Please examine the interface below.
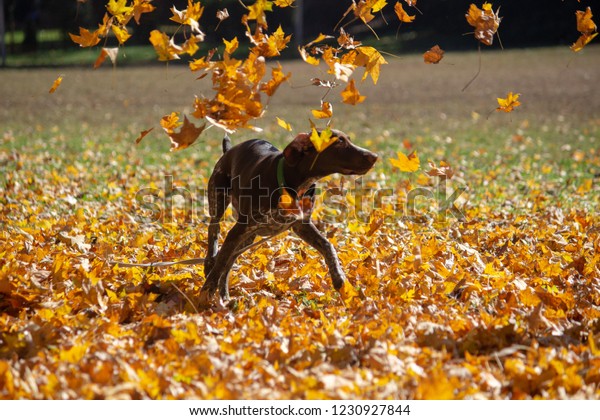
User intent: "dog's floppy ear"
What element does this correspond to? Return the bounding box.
[283,133,313,166]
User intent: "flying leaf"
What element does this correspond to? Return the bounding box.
[132,0,156,24]
[247,0,274,27]
[276,117,292,132]
[260,64,291,96]
[571,33,598,52]
[49,76,63,94]
[341,79,366,105]
[274,0,295,7]
[571,7,597,52]
[576,7,597,35]
[298,46,320,66]
[94,47,119,68]
[160,112,182,133]
[111,24,131,44]
[465,2,501,46]
[107,0,133,24]
[426,161,455,179]
[496,92,521,113]
[390,150,420,172]
[165,115,206,151]
[394,2,415,23]
[311,101,333,119]
[135,127,154,144]
[224,37,239,55]
[310,127,336,153]
[215,8,229,29]
[354,46,387,84]
[149,30,182,61]
[69,27,101,47]
[423,45,445,64]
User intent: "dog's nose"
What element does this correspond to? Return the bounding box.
[366,152,378,165]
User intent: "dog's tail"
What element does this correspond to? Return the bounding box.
[222,134,232,154]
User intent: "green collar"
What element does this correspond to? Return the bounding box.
[277,157,287,190]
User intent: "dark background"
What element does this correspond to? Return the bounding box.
[2,0,595,55]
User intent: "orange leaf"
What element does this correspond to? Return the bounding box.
[394,2,415,23]
[165,115,206,151]
[49,75,63,94]
[149,30,182,61]
[135,127,154,144]
[260,64,290,97]
[132,0,156,24]
[465,2,501,46]
[311,101,333,119]
[576,7,597,35]
[160,112,182,133]
[69,27,101,47]
[571,32,598,52]
[94,47,119,68]
[423,45,445,64]
[341,79,366,105]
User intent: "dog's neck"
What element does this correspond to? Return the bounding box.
[278,156,319,197]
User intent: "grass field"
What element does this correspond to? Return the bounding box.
[1,46,600,399]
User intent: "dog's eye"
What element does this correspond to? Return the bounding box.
[336,138,344,144]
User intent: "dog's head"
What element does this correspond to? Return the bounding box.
[283,129,378,176]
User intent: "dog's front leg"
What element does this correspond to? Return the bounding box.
[199,222,253,306]
[292,221,346,290]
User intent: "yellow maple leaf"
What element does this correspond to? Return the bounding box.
[111,24,131,44]
[309,127,336,152]
[224,37,239,55]
[107,0,133,24]
[390,150,420,172]
[354,46,387,84]
[340,79,366,105]
[496,92,521,113]
[276,117,292,131]
[247,0,273,27]
[69,27,101,47]
[149,30,182,61]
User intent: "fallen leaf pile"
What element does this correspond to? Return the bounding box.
[1,118,599,398]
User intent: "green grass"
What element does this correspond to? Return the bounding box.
[1,46,599,218]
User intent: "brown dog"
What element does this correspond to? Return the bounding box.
[200,129,378,305]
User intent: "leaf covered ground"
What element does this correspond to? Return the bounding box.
[1,47,600,399]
